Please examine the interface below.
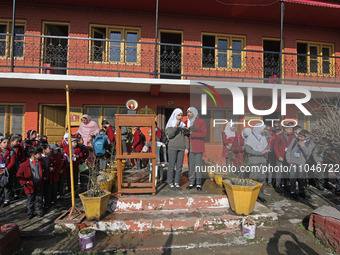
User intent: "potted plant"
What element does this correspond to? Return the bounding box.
[223,178,262,216]
[79,160,111,220]
[78,227,96,250]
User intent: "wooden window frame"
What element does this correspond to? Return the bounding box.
[84,105,127,126]
[297,41,335,77]
[0,103,25,137]
[89,25,141,65]
[296,112,322,131]
[201,33,246,71]
[0,20,26,60]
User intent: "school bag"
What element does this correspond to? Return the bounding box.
[93,134,107,156]
[0,168,9,188]
[160,129,169,145]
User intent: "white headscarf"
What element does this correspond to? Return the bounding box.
[241,128,252,140]
[187,107,198,127]
[63,133,69,145]
[245,123,268,152]
[166,108,185,128]
[224,122,236,139]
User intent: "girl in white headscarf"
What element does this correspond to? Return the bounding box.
[244,123,270,204]
[165,108,189,191]
[186,107,207,191]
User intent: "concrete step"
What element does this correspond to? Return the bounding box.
[108,195,230,212]
[55,202,277,234]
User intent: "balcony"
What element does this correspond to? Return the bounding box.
[0,34,339,87]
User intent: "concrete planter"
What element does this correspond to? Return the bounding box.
[223,178,262,216]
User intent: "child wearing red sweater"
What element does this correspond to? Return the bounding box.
[17,147,47,219]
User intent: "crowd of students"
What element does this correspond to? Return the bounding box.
[223,120,340,203]
[1,111,340,218]
[0,114,116,219]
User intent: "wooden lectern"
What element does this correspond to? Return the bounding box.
[115,114,157,196]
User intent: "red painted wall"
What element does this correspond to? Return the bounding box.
[0,3,339,79]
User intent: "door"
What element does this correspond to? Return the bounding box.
[43,23,69,75]
[42,105,66,145]
[263,40,281,81]
[160,32,182,79]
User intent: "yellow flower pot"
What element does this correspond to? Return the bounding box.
[208,167,215,181]
[113,160,127,170]
[99,174,114,193]
[223,178,262,216]
[214,174,224,186]
[79,190,111,220]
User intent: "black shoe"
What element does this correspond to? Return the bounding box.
[186,185,195,190]
[275,187,283,194]
[27,214,34,220]
[175,185,182,191]
[3,200,10,207]
[257,197,267,204]
[196,186,202,191]
[169,185,176,191]
[299,192,307,199]
[290,192,299,200]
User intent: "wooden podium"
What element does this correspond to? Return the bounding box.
[115,114,157,196]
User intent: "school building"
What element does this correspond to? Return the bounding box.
[0,0,339,156]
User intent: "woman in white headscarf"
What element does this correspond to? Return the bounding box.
[165,108,189,191]
[185,107,207,191]
[245,123,270,204]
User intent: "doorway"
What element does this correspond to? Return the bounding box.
[42,23,69,75]
[41,105,66,145]
[160,31,182,79]
[263,39,281,81]
[264,111,281,128]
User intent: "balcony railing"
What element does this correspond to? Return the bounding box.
[0,34,339,86]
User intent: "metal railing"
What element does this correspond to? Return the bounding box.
[0,33,339,86]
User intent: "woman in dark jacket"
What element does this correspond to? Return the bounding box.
[185,107,207,191]
[166,108,189,191]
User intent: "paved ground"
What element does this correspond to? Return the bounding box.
[1,168,339,254]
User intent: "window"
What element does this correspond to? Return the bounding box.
[0,20,25,58]
[297,41,334,75]
[90,25,140,64]
[0,104,25,137]
[296,112,321,131]
[84,105,127,126]
[202,34,246,70]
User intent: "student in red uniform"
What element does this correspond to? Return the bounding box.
[49,145,62,205]
[17,147,47,219]
[185,107,207,191]
[64,139,82,193]
[273,123,295,193]
[41,144,54,209]
[0,137,16,206]
[21,130,40,159]
[132,127,143,170]
[267,127,283,187]
[58,147,68,200]
[77,137,90,192]
[10,135,25,164]
[230,131,245,167]
[10,135,25,199]
[102,120,115,144]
